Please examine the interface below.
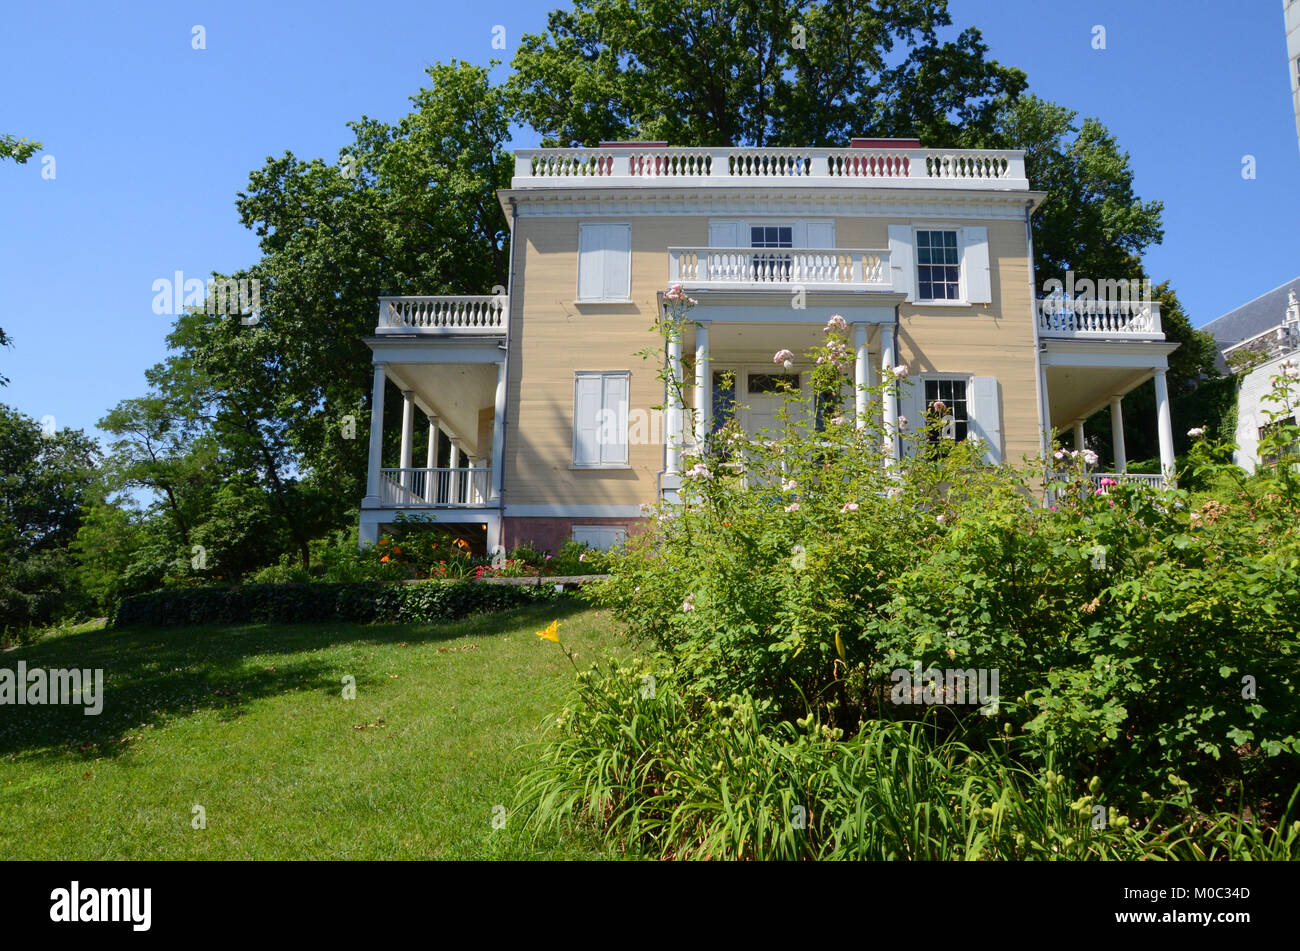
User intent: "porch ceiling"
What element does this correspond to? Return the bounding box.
[1045,365,1153,429]
[383,363,497,455]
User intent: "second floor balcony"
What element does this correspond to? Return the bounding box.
[668,246,891,291]
[1037,298,1164,340]
[377,295,507,335]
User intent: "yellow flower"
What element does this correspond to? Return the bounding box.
[536,620,560,643]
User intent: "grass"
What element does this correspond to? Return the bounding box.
[0,599,623,859]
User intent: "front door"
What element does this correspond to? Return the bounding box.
[743,370,803,441]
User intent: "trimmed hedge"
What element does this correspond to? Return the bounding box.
[112,580,565,627]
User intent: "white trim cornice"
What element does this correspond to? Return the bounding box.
[498,187,1046,221]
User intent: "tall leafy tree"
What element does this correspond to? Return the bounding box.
[231,60,515,513]
[0,405,97,629]
[98,393,219,549]
[510,0,1025,147]
[986,94,1164,287]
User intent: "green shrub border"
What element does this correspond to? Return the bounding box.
[111,580,566,627]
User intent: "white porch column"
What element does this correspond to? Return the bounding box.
[879,324,898,463]
[666,334,684,474]
[491,359,506,502]
[426,416,439,470]
[364,365,387,503]
[1073,420,1085,452]
[854,322,869,428]
[449,440,461,503]
[1153,368,1176,482]
[693,322,711,449]
[399,391,415,489]
[1110,397,1127,473]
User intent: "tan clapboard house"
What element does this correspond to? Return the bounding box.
[359,139,1180,553]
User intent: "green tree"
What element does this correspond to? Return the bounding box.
[510,0,1025,147]
[227,60,514,521]
[98,393,220,549]
[988,94,1164,288]
[0,405,97,629]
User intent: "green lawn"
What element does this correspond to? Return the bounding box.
[0,601,623,859]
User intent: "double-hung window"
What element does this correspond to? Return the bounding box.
[916,229,960,301]
[923,376,969,448]
[573,371,630,467]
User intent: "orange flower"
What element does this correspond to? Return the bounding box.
[453,537,470,551]
[380,555,389,563]
[392,546,402,555]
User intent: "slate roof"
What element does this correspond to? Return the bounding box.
[1200,276,1300,353]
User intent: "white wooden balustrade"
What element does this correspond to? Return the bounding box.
[514,147,1027,188]
[1051,471,1166,489]
[669,247,891,288]
[377,295,507,334]
[380,468,494,506]
[1037,299,1163,339]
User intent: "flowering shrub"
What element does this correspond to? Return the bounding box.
[585,328,1300,814]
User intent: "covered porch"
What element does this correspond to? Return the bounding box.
[1039,336,1182,486]
[658,291,906,499]
[360,302,508,550]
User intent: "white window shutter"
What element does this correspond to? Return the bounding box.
[887,225,914,302]
[577,225,605,301]
[603,224,631,300]
[969,376,1002,464]
[961,226,991,304]
[600,373,629,464]
[897,376,925,457]
[805,220,834,249]
[574,375,602,465]
[709,220,740,248]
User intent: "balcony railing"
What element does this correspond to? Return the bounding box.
[379,468,494,506]
[513,147,1027,189]
[1037,298,1163,339]
[1050,471,1167,489]
[377,295,507,335]
[669,247,891,289]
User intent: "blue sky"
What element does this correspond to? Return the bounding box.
[2,0,1296,439]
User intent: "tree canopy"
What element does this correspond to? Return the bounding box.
[509,0,1026,147]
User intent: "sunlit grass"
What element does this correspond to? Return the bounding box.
[0,600,624,859]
